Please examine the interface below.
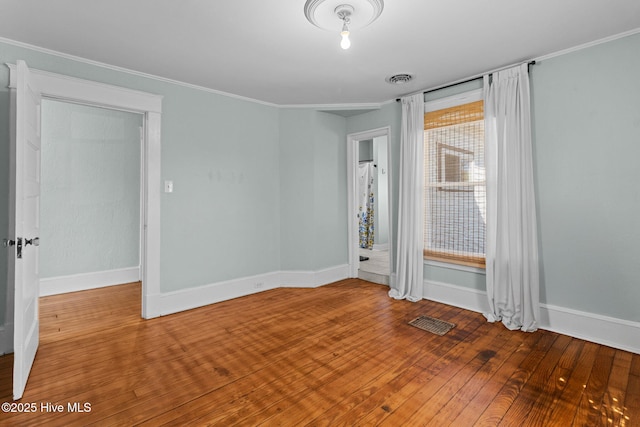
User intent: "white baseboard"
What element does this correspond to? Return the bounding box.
[0,322,14,355]
[154,271,282,317]
[280,264,349,288]
[540,304,640,355]
[151,265,349,318]
[423,279,640,355]
[40,267,141,297]
[423,279,491,314]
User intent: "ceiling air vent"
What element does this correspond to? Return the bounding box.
[386,74,413,84]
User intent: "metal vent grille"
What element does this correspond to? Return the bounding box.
[386,74,413,84]
[408,315,455,336]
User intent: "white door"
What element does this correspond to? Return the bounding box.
[9,60,42,400]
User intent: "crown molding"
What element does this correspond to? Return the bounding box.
[534,26,640,62]
[3,26,639,109]
[397,26,640,102]
[0,36,279,108]
[0,36,388,111]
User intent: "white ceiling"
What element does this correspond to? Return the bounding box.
[1,0,639,106]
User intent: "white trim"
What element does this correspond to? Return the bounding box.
[282,103,382,111]
[155,272,281,317]
[3,89,17,357]
[141,111,161,319]
[401,28,640,101]
[0,37,385,110]
[347,131,359,278]
[424,259,486,275]
[541,303,640,355]
[3,28,640,108]
[39,267,140,297]
[0,37,277,108]
[280,264,350,288]
[7,63,162,321]
[7,64,162,113]
[534,27,640,63]
[424,89,482,112]
[0,37,383,111]
[0,323,14,355]
[423,279,490,314]
[422,279,640,355]
[152,265,349,317]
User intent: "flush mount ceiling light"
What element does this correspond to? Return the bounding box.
[304,0,384,50]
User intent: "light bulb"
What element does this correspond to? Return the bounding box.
[340,30,351,49]
[340,21,351,50]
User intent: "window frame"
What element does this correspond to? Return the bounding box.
[423,89,486,269]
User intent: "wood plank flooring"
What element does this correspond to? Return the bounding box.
[0,279,637,426]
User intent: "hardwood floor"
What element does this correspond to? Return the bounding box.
[0,279,637,426]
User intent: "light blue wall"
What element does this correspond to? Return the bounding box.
[279,109,315,270]
[531,33,640,321]
[158,84,281,292]
[313,112,349,268]
[40,99,142,278]
[279,109,348,270]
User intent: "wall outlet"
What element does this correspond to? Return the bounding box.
[255,282,264,289]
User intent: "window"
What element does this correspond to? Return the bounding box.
[423,92,486,268]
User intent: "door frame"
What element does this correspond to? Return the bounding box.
[7,64,162,320]
[346,126,392,279]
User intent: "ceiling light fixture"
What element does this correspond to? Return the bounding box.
[337,5,352,50]
[304,0,384,50]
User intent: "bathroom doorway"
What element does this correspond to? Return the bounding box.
[347,127,392,285]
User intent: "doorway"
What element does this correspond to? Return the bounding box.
[5,63,161,323]
[5,61,162,399]
[39,99,143,295]
[347,127,392,285]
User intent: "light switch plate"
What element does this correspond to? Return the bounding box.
[164,180,173,193]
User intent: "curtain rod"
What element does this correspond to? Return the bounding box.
[395,60,537,102]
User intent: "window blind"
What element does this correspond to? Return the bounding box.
[424,100,486,268]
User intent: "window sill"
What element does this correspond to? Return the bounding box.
[423,259,486,275]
